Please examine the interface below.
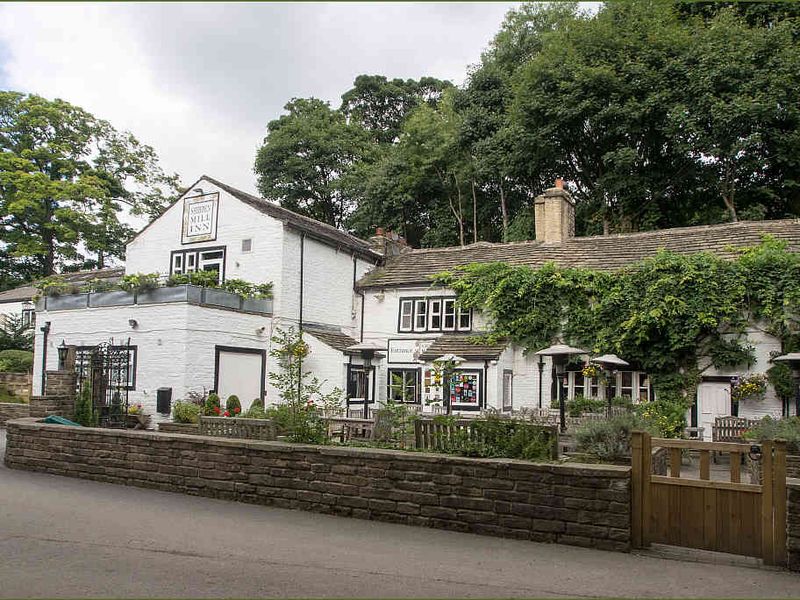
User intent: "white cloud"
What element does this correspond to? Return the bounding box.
[0,2,519,195]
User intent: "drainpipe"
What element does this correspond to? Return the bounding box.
[39,321,51,396]
[483,360,489,410]
[537,356,544,409]
[297,233,305,403]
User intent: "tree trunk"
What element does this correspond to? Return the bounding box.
[499,181,508,242]
[723,164,738,222]
[97,250,105,269]
[471,180,478,244]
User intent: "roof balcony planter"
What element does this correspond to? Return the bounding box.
[202,287,243,310]
[45,293,89,311]
[241,297,272,314]
[88,290,136,308]
[137,284,203,305]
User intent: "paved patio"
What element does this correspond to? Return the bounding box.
[1,428,799,598]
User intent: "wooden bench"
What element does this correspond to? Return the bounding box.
[711,416,756,463]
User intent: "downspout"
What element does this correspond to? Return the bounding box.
[297,233,305,403]
[39,321,51,396]
[483,359,489,410]
[353,256,365,343]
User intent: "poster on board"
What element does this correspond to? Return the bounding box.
[182,192,219,244]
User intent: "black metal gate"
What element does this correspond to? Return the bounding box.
[77,340,132,428]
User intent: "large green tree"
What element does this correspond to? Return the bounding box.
[0,92,180,280]
[254,98,374,228]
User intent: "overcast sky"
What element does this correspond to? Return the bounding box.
[0,2,521,195]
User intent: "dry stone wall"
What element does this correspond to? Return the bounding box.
[4,418,631,552]
[0,372,31,400]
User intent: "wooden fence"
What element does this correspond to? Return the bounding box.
[198,416,277,441]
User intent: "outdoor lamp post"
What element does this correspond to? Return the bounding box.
[534,343,588,432]
[57,340,69,371]
[773,352,800,417]
[346,342,387,419]
[592,354,629,417]
[432,354,465,415]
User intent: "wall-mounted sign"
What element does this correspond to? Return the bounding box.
[388,338,433,364]
[182,193,219,244]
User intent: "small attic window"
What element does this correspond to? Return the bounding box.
[241,238,253,253]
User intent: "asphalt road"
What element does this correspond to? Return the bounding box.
[2,428,800,598]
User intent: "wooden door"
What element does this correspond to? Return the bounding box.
[698,382,731,440]
[632,432,787,565]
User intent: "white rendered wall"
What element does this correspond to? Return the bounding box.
[0,300,30,325]
[32,303,271,423]
[125,180,285,291]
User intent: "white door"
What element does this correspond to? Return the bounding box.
[216,349,264,413]
[697,382,731,441]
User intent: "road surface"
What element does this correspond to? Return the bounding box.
[1,429,799,598]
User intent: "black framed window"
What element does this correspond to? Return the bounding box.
[347,366,368,398]
[388,369,419,403]
[21,308,35,329]
[397,297,471,333]
[170,246,226,283]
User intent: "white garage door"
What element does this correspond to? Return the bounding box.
[697,382,731,441]
[216,349,264,412]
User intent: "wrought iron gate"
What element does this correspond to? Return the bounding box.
[77,340,132,428]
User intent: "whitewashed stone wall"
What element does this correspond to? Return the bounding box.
[0,299,32,326]
[32,303,271,423]
[125,180,285,290]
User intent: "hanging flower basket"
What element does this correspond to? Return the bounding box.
[581,362,600,379]
[731,373,768,403]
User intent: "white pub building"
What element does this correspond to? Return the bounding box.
[26,175,800,434]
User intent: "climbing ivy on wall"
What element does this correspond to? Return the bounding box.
[434,238,800,424]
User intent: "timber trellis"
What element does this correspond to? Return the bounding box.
[631,431,787,565]
[413,419,559,459]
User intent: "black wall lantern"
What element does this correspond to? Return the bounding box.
[57,339,69,371]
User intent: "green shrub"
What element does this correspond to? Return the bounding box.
[226,394,242,416]
[35,275,80,297]
[167,270,220,288]
[203,393,221,416]
[436,414,556,461]
[172,401,200,424]
[566,395,606,417]
[743,416,800,453]
[265,403,293,434]
[575,413,658,463]
[0,349,34,372]
[243,404,267,419]
[118,273,160,293]
[633,398,687,437]
[73,385,97,427]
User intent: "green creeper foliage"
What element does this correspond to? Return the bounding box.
[437,239,800,432]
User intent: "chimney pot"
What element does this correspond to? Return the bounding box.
[555,178,563,189]
[375,227,385,236]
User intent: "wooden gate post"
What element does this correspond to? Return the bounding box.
[631,431,644,548]
[774,439,788,566]
[762,440,775,565]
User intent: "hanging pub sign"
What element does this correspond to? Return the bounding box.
[182,192,219,244]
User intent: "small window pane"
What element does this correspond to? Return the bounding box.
[443,299,456,330]
[414,300,427,331]
[429,299,442,330]
[399,300,413,331]
[457,308,471,331]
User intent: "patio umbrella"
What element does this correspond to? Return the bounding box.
[592,354,630,416]
[534,343,589,432]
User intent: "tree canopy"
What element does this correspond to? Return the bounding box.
[254,1,800,246]
[0,92,180,287]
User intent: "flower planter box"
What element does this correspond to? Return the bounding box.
[45,294,89,311]
[137,285,203,305]
[241,297,273,314]
[89,290,135,308]
[202,288,242,310]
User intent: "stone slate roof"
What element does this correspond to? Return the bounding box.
[200,176,381,262]
[417,334,509,361]
[356,219,800,289]
[304,325,359,354]
[0,267,125,304]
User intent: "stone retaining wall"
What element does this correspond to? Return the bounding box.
[787,455,800,479]
[0,372,31,400]
[157,422,199,435]
[44,371,76,398]
[0,402,30,425]
[29,395,73,419]
[788,479,800,571]
[4,418,631,552]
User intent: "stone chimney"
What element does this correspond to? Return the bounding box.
[368,228,411,257]
[534,179,575,244]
